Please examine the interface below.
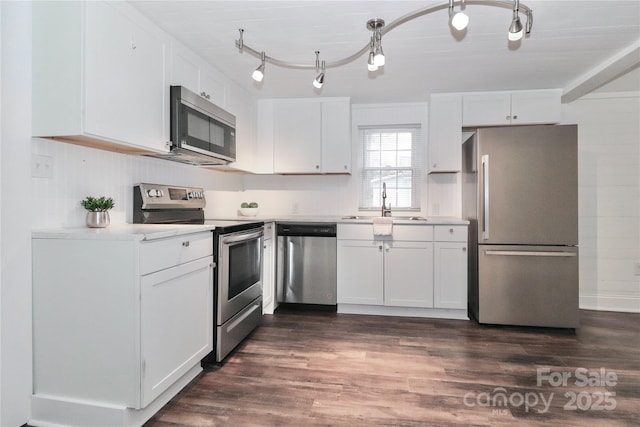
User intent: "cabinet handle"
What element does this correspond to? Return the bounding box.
[378,245,383,251]
[463,247,467,252]
[130,41,137,50]
[512,115,518,120]
[182,241,190,247]
[315,165,320,169]
[433,163,437,168]
[344,165,348,170]
[449,228,454,233]
[506,115,511,120]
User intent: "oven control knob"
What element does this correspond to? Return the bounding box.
[187,192,194,199]
[198,192,204,199]
[158,189,164,197]
[147,189,158,197]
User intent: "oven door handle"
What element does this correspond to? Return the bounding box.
[222,229,264,245]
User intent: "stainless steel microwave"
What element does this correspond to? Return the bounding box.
[154,86,236,166]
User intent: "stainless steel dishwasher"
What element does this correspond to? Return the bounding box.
[276,223,337,306]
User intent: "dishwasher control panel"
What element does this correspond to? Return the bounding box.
[277,223,336,237]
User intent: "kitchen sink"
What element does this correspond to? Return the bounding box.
[341,216,428,221]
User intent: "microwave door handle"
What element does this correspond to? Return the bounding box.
[222,229,264,244]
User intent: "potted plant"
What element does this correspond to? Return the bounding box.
[239,201,259,217]
[81,196,115,228]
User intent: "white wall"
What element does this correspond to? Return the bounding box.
[565,92,640,312]
[1,2,33,425]
[31,138,244,228]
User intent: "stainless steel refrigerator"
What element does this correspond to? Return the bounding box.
[462,124,579,328]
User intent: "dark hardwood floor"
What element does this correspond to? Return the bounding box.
[145,309,640,426]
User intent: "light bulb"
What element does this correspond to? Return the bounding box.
[252,67,264,82]
[374,46,385,67]
[451,12,469,31]
[367,51,378,71]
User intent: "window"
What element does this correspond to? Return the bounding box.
[359,125,422,211]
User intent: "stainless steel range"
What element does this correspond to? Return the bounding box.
[133,183,264,362]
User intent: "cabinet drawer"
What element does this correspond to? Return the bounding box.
[434,226,467,242]
[140,232,213,275]
[338,223,433,241]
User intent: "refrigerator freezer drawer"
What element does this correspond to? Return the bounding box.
[477,245,578,328]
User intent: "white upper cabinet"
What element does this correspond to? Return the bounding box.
[169,43,226,109]
[274,100,323,173]
[264,97,351,174]
[462,89,562,127]
[428,94,463,173]
[32,1,168,154]
[322,99,352,173]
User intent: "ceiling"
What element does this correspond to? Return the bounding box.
[129,0,640,103]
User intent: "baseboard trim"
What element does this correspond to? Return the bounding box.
[337,304,469,320]
[29,364,202,427]
[580,295,640,313]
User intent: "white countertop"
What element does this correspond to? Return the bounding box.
[211,215,469,225]
[32,224,216,241]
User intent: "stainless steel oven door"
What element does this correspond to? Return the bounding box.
[217,227,263,325]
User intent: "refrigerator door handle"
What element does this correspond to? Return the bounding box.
[481,154,489,240]
[484,250,577,257]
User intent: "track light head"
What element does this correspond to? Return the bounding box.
[508,16,523,41]
[367,51,378,71]
[313,59,325,88]
[252,52,266,82]
[449,0,469,31]
[508,0,523,41]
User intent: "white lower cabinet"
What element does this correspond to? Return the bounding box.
[384,241,434,307]
[337,240,384,305]
[337,223,467,319]
[262,222,276,314]
[32,230,214,426]
[433,226,468,310]
[140,256,213,407]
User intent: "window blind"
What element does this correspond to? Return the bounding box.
[358,125,422,211]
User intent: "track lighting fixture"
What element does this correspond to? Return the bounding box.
[449,0,469,31]
[313,54,325,89]
[367,38,378,72]
[367,18,386,68]
[235,0,533,88]
[252,51,266,82]
[508,0,524,41]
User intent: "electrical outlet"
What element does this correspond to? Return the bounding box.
[634,261,640,276]
[32,154,54,178]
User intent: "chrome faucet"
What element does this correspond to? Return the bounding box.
[381,182,392,217]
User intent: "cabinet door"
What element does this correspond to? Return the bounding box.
[254,99,275,173]
[384,241,434,308]
[199,68,226,108]
[262,237,275,314]
[140,256,213,408]
[337,240,384,305]
[428,94,463,173]
[226,83,255,172]
[462,92,511,127]
[510,90,561,125]
[433,242,467,309]
[322,99,351,173]
[170,46,200,94]
[84,1,166,152]
[273,101,322,173]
